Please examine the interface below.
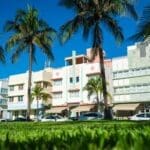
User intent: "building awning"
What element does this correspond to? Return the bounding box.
[113,103,140,111]
[71,104,95,112]
[46,106,68,113]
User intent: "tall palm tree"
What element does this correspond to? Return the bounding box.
[4,6,56,120]
[130,4,150,41]
[32,85,52,121]
[83,77,111,112]
[0,46,5,64]
[59,0,137,119]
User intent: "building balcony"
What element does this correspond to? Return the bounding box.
[113,68,150,79]
[68,83,80,90]
[114,92,150,103]
[7,100,46,110]
[114,86,150,95]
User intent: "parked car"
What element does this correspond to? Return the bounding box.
[0,118,7,122]
[41,115,69,122]
[13,116,33,122]
[69,116,78,121]
[79,112,103,121]
[129,113,150,121]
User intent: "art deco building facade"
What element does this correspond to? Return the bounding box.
[49,49,113,116]
[7,69,52,119]
[112,39,150,116]
[7,48,113,119]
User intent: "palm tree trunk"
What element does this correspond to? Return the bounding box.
[98,47,112,119]
[37,99,39,121]
[26,44,33,121]
[96,94,100,112]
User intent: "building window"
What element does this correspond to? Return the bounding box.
[53,79,62,86]
[53,92,62,99]
[18,96,23,102]
[76,76,79,82]
[0,99,7,105]
[69,91,79,98]
[9,97,14,102]
[0,88,8,94]
[140,48,146,57]
[18,84,23,90]
[9,85,14,91]
[70,77,73,83]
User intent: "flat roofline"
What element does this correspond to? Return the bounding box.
[112,56,127,60]
[65,55,88,61]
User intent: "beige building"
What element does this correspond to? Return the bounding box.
[8,69,52,119]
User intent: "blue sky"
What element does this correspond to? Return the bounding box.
[0,0,149,78]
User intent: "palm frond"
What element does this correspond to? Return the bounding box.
[4,21,19,32]
[11,42,27,63]
[5,33,24,51]
[0,46,5,63]
[102,14,124,44]
[129,4,150,41]
[122,1,138,20]
[59,0,75,8]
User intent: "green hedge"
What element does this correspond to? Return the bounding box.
[0,121,150,150]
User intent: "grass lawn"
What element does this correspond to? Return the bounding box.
[0,120,150,150]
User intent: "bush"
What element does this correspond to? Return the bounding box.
[0,121,150,150]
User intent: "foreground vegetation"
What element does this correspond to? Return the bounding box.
[0,121,150,150]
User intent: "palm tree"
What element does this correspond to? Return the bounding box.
[83,77,111,112]
[32,85,52,121]
[0,46,5,64]
[59,0,137,119]
[130,4,150,41]
[4,6,56,120]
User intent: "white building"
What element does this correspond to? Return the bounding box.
[7,49,113,118]
[48,49,113,116]
[8,69,52,119]
[112,40,150,117]
[0,79,8,119]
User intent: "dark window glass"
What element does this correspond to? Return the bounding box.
[70,77,73,83]
[76,76,79,82]
[137,114,144,117]
[146,113,150,118]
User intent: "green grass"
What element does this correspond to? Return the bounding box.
[0,121,150,150]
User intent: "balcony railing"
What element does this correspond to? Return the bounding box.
[114,85,150,95]
[113,68,150,79]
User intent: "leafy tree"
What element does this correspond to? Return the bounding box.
[83,77,111,112]
[4,6,56,120]
[32,84,52,121]
[130,4,150,41]
[59,0,137,119]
